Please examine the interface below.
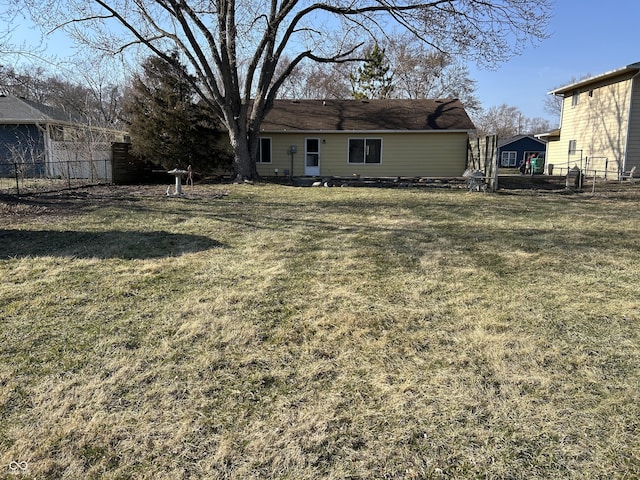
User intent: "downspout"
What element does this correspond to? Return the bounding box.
[622,69,640,175]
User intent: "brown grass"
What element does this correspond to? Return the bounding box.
[1,183,639,479]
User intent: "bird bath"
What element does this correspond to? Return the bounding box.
[167,168,189,195]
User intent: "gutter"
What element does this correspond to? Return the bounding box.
[259,129,473,134]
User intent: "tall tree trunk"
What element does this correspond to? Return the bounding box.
[228,126,256,182]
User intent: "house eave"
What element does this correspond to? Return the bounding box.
[548,62,640,96]
[259,129,473,134]
[0,119,128,135]
[0,119,77,127]
[535,129,560,140]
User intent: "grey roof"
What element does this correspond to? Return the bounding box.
[0,95,81,124]
[261,98,475,132]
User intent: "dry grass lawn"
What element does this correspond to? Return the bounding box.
[1,183,639,479]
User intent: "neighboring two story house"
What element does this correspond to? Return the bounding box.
[542,62,640,178]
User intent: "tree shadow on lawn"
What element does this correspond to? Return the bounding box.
[0,229,225,259]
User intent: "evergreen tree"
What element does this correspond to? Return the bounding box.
[350,44,394,100]
[122,53,231,172]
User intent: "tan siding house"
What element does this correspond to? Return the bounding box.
[256,99,474,178]
[544,62,640,178]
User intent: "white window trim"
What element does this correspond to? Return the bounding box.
[501,151,517,167]
[305,137,320,166]
[348,137,383,165]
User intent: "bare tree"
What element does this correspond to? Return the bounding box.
[473,104,521,138]
[18,0,551,180]
[277,60,352,100]
[385,34,481,113]
[279,34,481,113]
[526,116,554,136]
[473,103,553,138]
[0,64,124,128]
[543,91,563,123]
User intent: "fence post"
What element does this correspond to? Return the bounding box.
[14,161,20,197]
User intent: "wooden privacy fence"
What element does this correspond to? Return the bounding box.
[467,135,498,191]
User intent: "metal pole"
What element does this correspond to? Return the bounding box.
[579,151,583,190]
[14,162,19,197]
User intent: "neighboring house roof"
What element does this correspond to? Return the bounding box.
[548,62,640,95]
[535,129,561,141]
[497,134,547,149]
[0,95,81,124]
[261,98,475,132]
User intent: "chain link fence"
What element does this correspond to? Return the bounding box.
[0,157,112,196]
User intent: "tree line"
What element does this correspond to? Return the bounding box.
[5,0,558,178]
[11,0,553,180]
[1,51,556,177]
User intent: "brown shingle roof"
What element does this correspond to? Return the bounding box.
[261,98,475,132]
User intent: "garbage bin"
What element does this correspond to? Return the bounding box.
[531,157,545,174]
[566,166,582,188]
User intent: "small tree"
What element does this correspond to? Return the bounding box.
[350,44,393,100]
[122,53,230,172]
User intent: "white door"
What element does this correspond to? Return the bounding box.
[304,138,320,176]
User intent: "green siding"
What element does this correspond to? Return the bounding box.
[256,132,468,177]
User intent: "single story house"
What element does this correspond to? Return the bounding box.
[0,95,128,181]
[539,62,640,178]
[497,135,547,169]
[256,98,475,178]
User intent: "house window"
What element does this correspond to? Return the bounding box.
[571,91,580,107]
[568,140,577,153]
[348,138,382,164]
[258,137,271,163]
[501,151,517,167]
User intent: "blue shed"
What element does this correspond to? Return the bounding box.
[497,135,547,168]
[0,123,46,176]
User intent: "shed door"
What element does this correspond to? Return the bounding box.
[304,138,320,176]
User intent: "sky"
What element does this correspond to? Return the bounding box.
[470,0,640,124]
[3,0,640,126]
